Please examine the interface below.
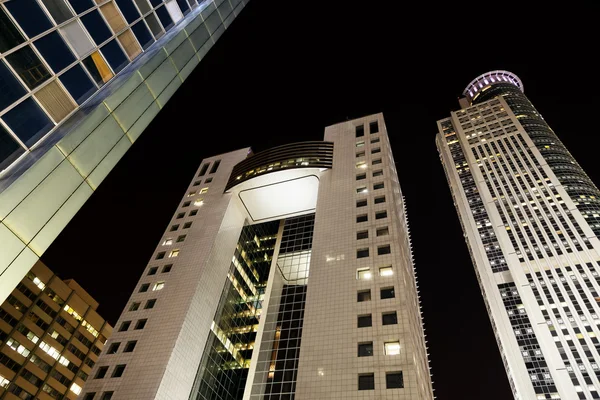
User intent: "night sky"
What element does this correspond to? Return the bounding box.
[41,2,600,399]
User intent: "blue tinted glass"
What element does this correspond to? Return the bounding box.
[4,0,52,38]
[0,123,25,171]
[101,40,128,74]
[0,9,26,53]
[115,0,140,23]
[149,0,162,7]
[131,21,154,50]
[60,64,96,104]
[3,98,53,146]
[155,6,173,31]
[33,32,75,73]
[67,0,94,14]
[176,0,190,14]
[80,10,112,45]
[5,45,51,89]
[0,61,26,109]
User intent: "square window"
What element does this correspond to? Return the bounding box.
[356,151,365,158]
[94,366,108,379]
[379,266,393,276]
[155,252,165,260]
[112,364,126,378]
[194,198,204,206]
[358,373,375,390]
[358,342,373,357]
[373,158,382,165]
[376,227,389,237]
[378,245,392,255]
[144,299,156,309]
[356,199,367,207]
[193,180,201,186]
[386,372,403,389]
[134,319,147,329]
[168,250,179,258]
[373,182,384,190]
[176,213,184,219]
[148,267,158,276]
[371,137,380,144]
[183,222,192,229]
[139,284,149,293]
[382,311,398,325]
[384,342,401,356]
[129,302,140,311]
[83,393,96,400]
[182,201,191,207]
[356,141,365,147]
[198,163,209,176]
[152,282,165,291]
[357,315,372,328]
[357,269,372,280]
[176,235,186,243]
[371,148,381,154]
[106,342,120,354]
[373,170,383,177]
[356,186,368,194]
[356,125,364,137]
[118,321,131,332]
[356,173,366,181]
[357,248,369,258]
[356,161,367,169]
[100,391,114,400]
[357,290,371,302]
[123,341,137,353]
[189,210,198,216]
[369,121,379,134]
[162,239,172,246]
[162,265,172,273]
[374,196,386,204]
[357,214,368,223]
[205,177,213,183]
[199,187,209,194]
[357,230,368,240]
[170,225,179,231]
[381,287,395,299]
[375,211,387,219]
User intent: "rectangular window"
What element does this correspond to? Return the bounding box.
[356,125,364,137]
[148,267,158,275]
[176,212,184,219]
[209,160,220,174]
[94,366,108,379]
[205,177,213,183]
[134,319,147,330]
[373,182,384,190]
[162,238,172,246]
[357,230,368,240]
[357,269,372,280]
[162,265,172,273]
[378,245,391,255]
[371,137,380,144]
[374,195,386,204]
[106,342,120,354]
[371,148,381,154]
[144,299,156,309]
[369,121,379,134]
[112,364,126,378]
[358,373,375,390]
[357,248,369,258]
[124,341,137,353]
[193,180,200,186]
[152,282,165,291]
[376,227,389,237]
[198,163,209,176]
[129,302,140,311]
[183,222,192,229]
[356,214,368,223]
[357,315,372,328]
[357,290,371,302]
[386,372,403,389]
[189,209,198,216]
[373,170,383,177]
[381,287,395,299]
[155,252,165,260]
[379,266,393,276]
[356,161,367,169]
[182,201,190,207]
[101,392,114,400]
[372,158,382,165]
[356,151,365,158]
[384,342,401,356]
[194,199,204,206]
[356,173,366,180]
[375,211,387,219]
[187,191,195,197]
[356,141,365,147]
[168,250,179,258]
[170,225,179,231]
[356,199,367,207]
[356,186,367,194]
[358,342,373,357]
[139,284,149,293]
[176,235,186,243]
[118,321,130,332]
[83,393,96,400]
[382,311,398,325]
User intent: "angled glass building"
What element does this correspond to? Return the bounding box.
[80,114,434,399]
[437,71,600,399]
[0,0,249,305]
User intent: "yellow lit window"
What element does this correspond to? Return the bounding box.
[379,266,393,277]
[356,161,367,169]
[357,269,372,280]
[162,238,173,246]
[70,383,82,395]
[169,250,179,258]
[194,198,204,206]
[384,341,401,355]
[153,282,165,291]
[187,191,196,197]
[200,188,209,194]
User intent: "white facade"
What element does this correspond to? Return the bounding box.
[437,71,600,400]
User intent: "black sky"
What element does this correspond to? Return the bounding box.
[42,2,600,399]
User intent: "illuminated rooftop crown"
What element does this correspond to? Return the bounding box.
[463,70,523,103]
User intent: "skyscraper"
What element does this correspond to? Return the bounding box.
[80,113,434,399]
[437,70,600,399]
[0,0,249,305]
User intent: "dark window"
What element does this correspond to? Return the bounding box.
[101,392,114,400]
[129,302,140,311]
[189,209,198,216]
[357,315,372,328]
[0,9,26,53]
[356,125,364,137]
[209,160,221,174]
[373,170,383,177]
[382,311,398,325]
[101,40,128,73]
[198,163,209,176]
[144,299,156,309]
[357,248,369,258]
[374,196,386,204]
[378,245,391,255]
[358,373,375,390]
[357,290,371,302]
[357,214,368,223]
[135,319,147,330]
[205,177,213,183]
[114,0,140,23]
[356,151,365,158]
[193,181,201,186]
[124,340,137,352]
[148,267,158,275]
[170,225,179,231]
[175,0,190,13]
[356,173,366,180]
[162,264,172,273]
[371,137,380,144]
[176,212,185,219]
[373,182,384,190]
[0,60,26,109]
[2,97,53,146]
[94,366,108,379]
[59,64,96,104]
[386,372,404,389]
[133,0,151,13]
[376,227,389,236]
[356,199,367,207]
[81,10,112,46]
[139,284,149,293]
[372,158,382,165]
[176,235,186,242]
[132,21,154,50]
[357,230,368,240]
[369,121,379,134]
[155,5,173,31]
[145,13,164,39]
[182,201,191,207]
[118,321,131,331]
[149,0,162,6]
[68,0,94,13]
[33,32,75,73]
[0,116,20,166]
[183,222,192,229]
[107,342,120,354]
[371,148,381,154]
[39,0,73,24]
[358,342,373,357]
[5,45,51,89]
[112,364,126,378]
[83,393,96,400]
[375,211,387,219]
[4,0,52,38]
[381,287,395,299]
[155,252,165,260]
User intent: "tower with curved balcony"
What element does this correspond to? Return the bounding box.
[437,71,600,399]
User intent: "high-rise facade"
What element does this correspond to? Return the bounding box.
[0,0,249,306]
[437,70,600,399]
[80,113,434,400]
[0,260,112,400]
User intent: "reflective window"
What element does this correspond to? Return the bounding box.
[133,0,152,14]
[155,5,173,31]
[82,51,113,86]
[68,0,94,14]
[34,32,76,73]
[0,123,25,171]
[5,45,51,89]
[131,21,154,49]
[115,0,141,24]
[60,21,96,57]
[149,0,163,6]
[0,60,26,109]
[39,0,74,24]
[0,8,26,53]
[145,13,164,39]
[175,0,189,14]
[81,10,112,45]
[100,2,128,33]
[59,64,96,104]
[4,0,52,38]
[2,98,54,146]
[101,40,128,73]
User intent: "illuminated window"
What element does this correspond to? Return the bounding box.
[194,198,204,206]
[199,187,209,194]
[358,342,373,357]
[356,141,365,147]
[71,383,82,395]
[357,315,372,328]
[356,161,367,169]
[376,227,389,237]
[168,250,179,258]
[357,269,372,280]
[162,239,172,246]
[384,341,400,355]
[152,282,165,291]
[379,266,393,276]
[0,375,9,388]
[356,186,368,194]
[187,191,196,197]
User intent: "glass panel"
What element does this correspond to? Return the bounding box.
[39,0,74,24]
[80,10,113,45]
[144,13,163,39]
[149,0,162,6]
[155,5,173,31]
[82,51,113,86]
[100,40,128,73]
[60,21,95,57]
[59,64,96,104]
[99,2,127,33]
[117,30,142,60]
[4,0,52,38]
[0,123,25,171]
[67,0,94,14]
[0,8,26,53]
[5,45,51,90]
[164,0,182,23]
[33,32,76,74]
[33,80,76,123]
[133,0,152,14]
[114,0,140,24]
[0,60,27,109]
[131,21,153,49]
[2,98,54,146]
[175,0,189,14]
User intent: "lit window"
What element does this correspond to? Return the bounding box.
[0,374,9,388]
[168,250,179,258]
[384,341,400,355]
[356,161,367,169]
[187,191,195,197]
[356,186,367,194]
[379,266,393,276]
[32,277,46,290]
[162,239,172,246]
[357,269,372,280]
[376,227,389,236]
[356,141,365,147]
[152,282,165,291]
[199,187,209,194]
[70,383,82,395]
[194,198,204,206]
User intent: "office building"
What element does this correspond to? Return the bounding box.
[0,260,112,400]
[80,113,434,399]
[437,70,600,399]
[0,0,249,305]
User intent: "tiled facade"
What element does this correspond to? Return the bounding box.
[81,114,434,399]
[437,71,600,399]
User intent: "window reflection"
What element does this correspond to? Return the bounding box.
[5,45,51,89]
